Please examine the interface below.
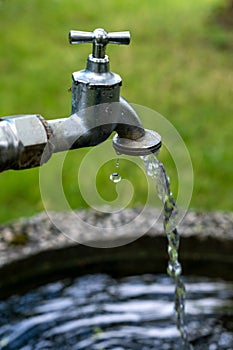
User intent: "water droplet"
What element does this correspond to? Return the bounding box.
[110,172,121,183]
[115,158,120,168]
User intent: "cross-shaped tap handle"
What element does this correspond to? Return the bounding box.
[69,28,131,59]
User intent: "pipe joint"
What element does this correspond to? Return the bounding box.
[0,115,52,171]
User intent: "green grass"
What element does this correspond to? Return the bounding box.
[0,0,232,223]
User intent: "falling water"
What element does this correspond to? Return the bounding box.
[110,158,122,183]
[110,172,122,183]
[142,153,193,350]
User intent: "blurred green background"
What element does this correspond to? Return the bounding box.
[0,0,232,223]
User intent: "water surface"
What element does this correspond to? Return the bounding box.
[0,274,232,350]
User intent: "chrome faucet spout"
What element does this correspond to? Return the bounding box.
[115,97,145,140]
[0,28,162,172]
[113,98,162,156]
[48,97,146,153]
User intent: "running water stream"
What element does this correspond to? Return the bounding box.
[142,154,193,350]
[1,155,233,349]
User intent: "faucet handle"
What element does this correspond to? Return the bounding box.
[69,28,130,59]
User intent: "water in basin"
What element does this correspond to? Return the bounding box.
[0,273,232,350]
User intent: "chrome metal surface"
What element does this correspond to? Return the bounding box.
[0,115,50,171]
[70,28,129,113]
[115,97,145,140]
[71,72,121,112]
[69,28,130,59]
[0,119,22,171]
[0,27,162,171]
[48,99,145,153]
[113,129,162,156]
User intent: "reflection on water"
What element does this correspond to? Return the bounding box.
[0,274,232,350]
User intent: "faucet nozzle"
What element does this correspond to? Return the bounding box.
[113,129,162,156]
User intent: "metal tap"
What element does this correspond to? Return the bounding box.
[0,28,161,172]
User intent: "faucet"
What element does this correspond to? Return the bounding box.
[0,28,161,172]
